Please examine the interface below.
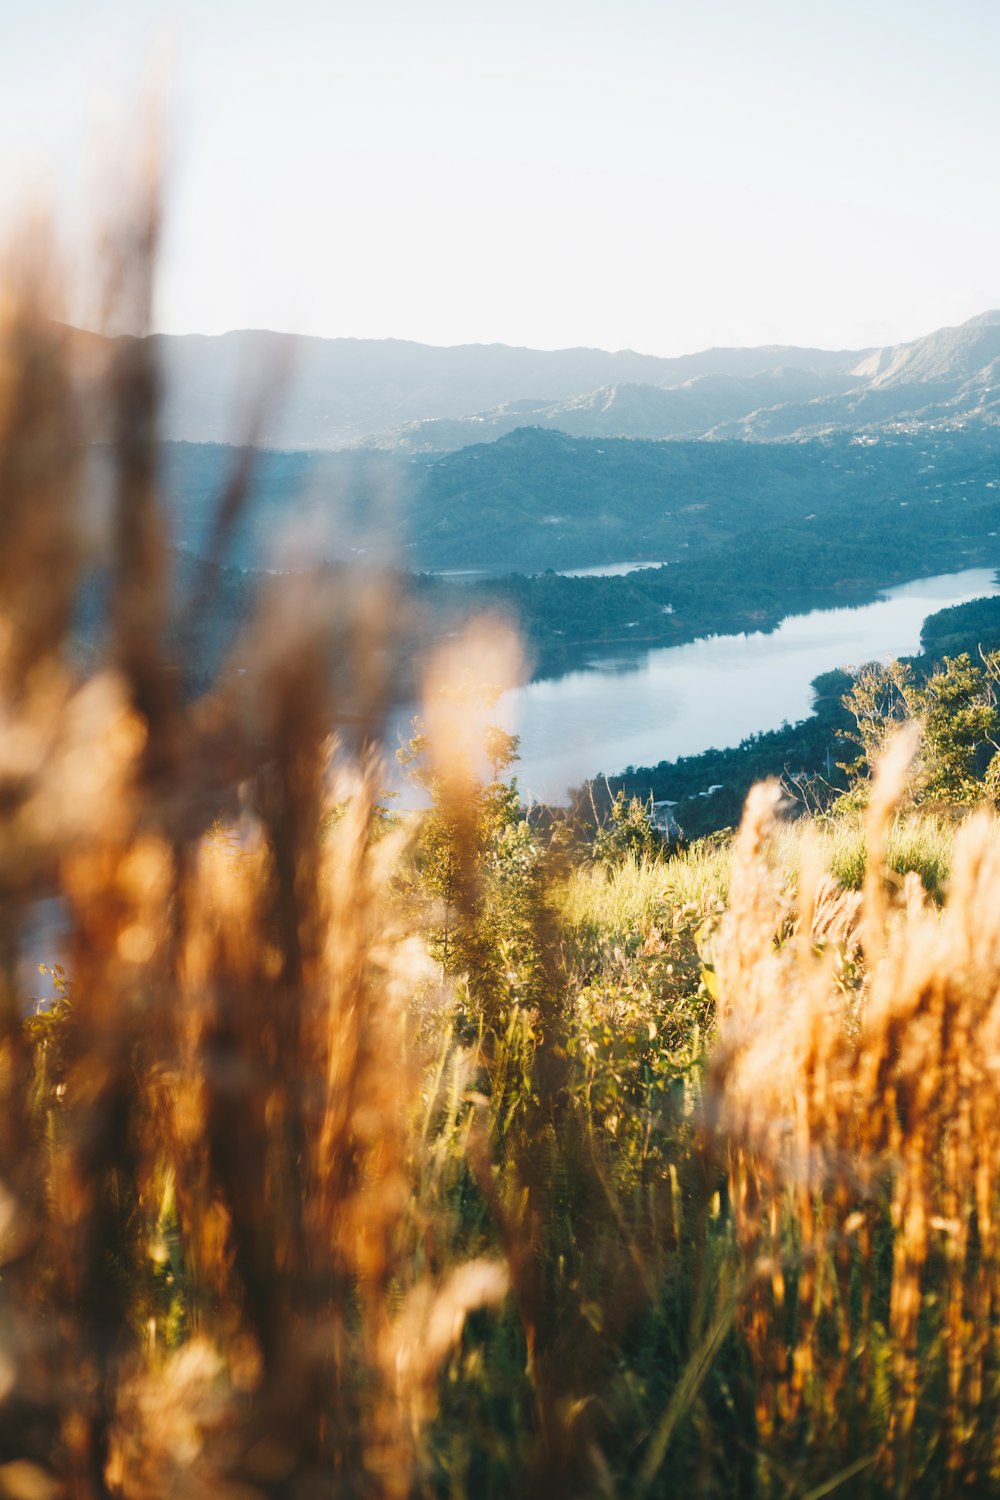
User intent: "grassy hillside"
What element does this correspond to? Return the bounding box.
[5,251,1000,1499]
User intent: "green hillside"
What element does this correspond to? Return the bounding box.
[158,424,1000,576]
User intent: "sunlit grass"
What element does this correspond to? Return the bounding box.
[557,840,732,939]
[767,807,959,900]
[558,804,961,937]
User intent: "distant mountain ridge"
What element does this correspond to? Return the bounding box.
[710,313,1000,440]
[363,369,864,450]
[61,324,867,450]
[60,312,1000,451]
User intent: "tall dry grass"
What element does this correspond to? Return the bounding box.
[709,730,1000,1495]
[0,192,517,1500]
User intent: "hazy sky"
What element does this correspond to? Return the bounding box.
[3,0,1000,356]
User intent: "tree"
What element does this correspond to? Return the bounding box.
[591,788,667,866]
[397,718,539,984]
[840,651,1000,805]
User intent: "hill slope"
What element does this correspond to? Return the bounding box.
[154,423,1000,575]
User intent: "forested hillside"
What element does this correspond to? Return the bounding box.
[155,425,1000,574]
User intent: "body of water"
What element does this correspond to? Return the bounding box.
[427,560,667,583]
[480,569,999,803]
[554,561,667,579]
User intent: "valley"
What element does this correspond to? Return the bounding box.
[78,313,1000,828]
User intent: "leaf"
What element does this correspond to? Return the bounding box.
[799,1453,878,1500]
[634,1284,738,1498]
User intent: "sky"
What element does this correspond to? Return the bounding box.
[2,0,1000,357]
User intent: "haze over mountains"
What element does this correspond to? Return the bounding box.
[143,332,864,450]
[69,307,1000,710]
[66,310,1000,453]
[366,311,1000,450]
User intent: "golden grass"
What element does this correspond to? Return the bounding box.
[0,199,512,1500]
[710,745,1000,1493]
[558,806,960,943]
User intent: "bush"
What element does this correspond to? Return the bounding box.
[592,788,668,867]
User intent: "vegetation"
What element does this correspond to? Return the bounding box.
[476,491,1000,673]
[3,205,1000,1500]
[604,594,1000,840]
[590,788,669,867]
[156,427,1000,685]
[162,425,1000,576]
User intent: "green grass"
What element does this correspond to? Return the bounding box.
[556,839,732,941]
[777,809,957,900]
[558,807,967,951]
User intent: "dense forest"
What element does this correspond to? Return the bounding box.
[159,425,1000,577]
[454,473,1000,672]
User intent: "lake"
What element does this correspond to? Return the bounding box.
[427,560,667,583]
[473,569,1000,803]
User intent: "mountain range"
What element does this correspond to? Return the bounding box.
[62,311,1000,452]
